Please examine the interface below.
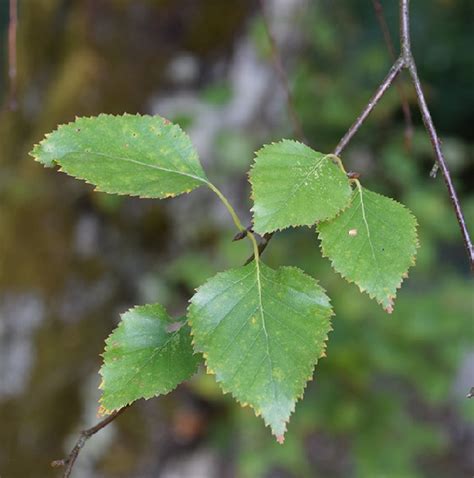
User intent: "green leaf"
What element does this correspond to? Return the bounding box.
[30,114,208,198]
[188,261,333,441]
[249,140,352,234]
[100,304,200,412]
[317,186,418,312]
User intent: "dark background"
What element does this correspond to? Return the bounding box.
[0,1,473,477]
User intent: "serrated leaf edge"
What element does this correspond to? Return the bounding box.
[29,113,208,199]
[186,263,334,442]
[248,139,352,234]
[317,190,420,313]
[98,304,199,415]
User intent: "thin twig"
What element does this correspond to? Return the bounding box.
[334,57,404,156]
[51,406,128,478]
[399,0,473,269]
[7,0,18,110]
[258,0,307,143]
[371,0,413,149]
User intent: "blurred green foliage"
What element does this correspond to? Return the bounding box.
[0,1,472,477]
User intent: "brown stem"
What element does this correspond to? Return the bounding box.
[258,0,306,143]
[371,0,413,150]
[51,407,128,478]
[400,0,473,269]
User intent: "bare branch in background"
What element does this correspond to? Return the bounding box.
[7,0,18,110]
[371,0,413,150]
[258,0,307,143]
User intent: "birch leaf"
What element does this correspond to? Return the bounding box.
[250,140,352,233]
[31,114,208,198]
[318,187,418,312]
[100,304,199,412]
[188,261,333,441]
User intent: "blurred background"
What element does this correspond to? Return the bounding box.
[0,0,473,477]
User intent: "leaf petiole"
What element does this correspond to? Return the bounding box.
[206,181,261,263]
[323,153,347,175]
[206,181,246,233]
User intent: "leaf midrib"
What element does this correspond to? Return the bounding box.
[357,188,387,296]
[255,260,277,402]
[60,150,208,184]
